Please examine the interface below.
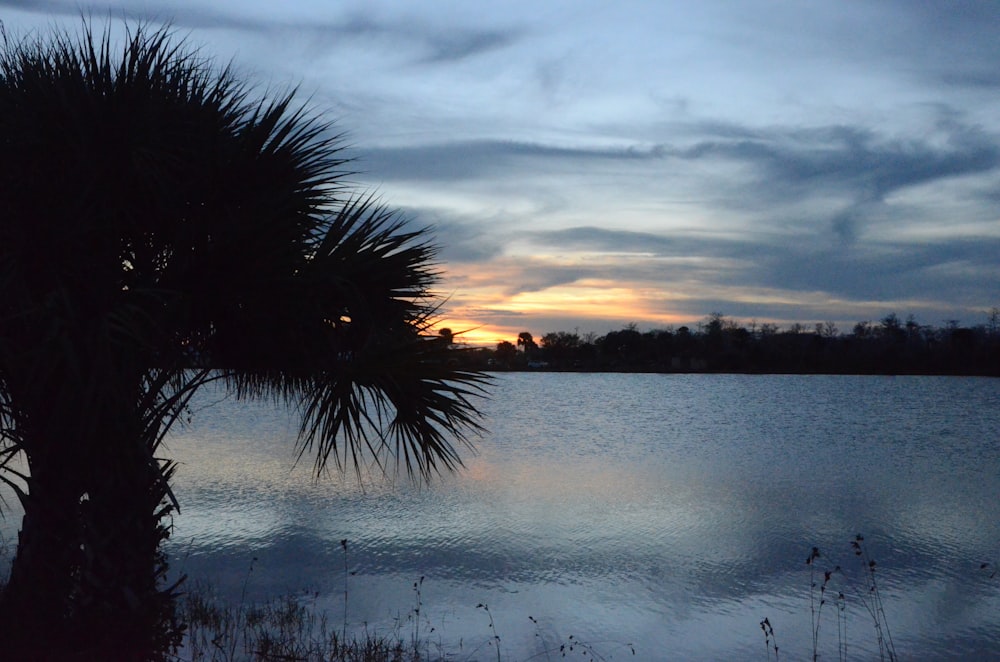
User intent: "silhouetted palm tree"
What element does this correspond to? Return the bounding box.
[517,331,536,358]
[0,23,486,660]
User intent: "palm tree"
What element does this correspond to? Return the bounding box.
[0,23,486,660]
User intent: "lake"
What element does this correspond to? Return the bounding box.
[10,373,1000,659]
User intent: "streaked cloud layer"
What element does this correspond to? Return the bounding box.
[5,1,999,343]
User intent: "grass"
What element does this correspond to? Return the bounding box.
[172,532,983,661]
[175,586,416,662]
[177,536,898,661]
[170,539,634,662]
[6,531,981,660]
[173,582,636,662]
[762,534,897,662]
[173,542,423,662]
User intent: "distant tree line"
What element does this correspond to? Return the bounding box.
[451,310,1000,376]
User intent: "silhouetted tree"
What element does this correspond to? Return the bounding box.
[517,331,538,358]
[0,24,485,660]
[487,312,1000,375]
[540,331,581,367]
[853,321,873,338]
[599,326,644,367]
[494,340,517,368]
[881,313,904,343]
[705,312,725,335]
[759,322,780,337]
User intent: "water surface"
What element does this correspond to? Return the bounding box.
[14,374,1000,659]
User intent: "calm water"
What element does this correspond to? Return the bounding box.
[10,374,1000,659]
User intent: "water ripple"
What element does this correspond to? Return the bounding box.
[152,375,1000,660]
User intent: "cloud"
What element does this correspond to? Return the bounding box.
[458,221,1000,326]
[281,13,522,65]
[383,127,1000,322]
[503,263,592,297]
[883,1,1000,89]
[529,226,675,255]
[4,1,997,331]
[0,2,522,65]
[0,1,265,31]
[360,118,1000,235]
[677,120,1000,203]
[416,27,519,64]
[399,207,508,264]
[358,139,668,182]
[757,237,1000,305]
[526,227,779,268]
[828,202,869,245]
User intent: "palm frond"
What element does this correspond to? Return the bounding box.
[0,19,488,488]
[221,194,489,479]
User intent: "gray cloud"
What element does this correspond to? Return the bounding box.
[515,224,1000,317]
[360,119,1000,231]
[529,226,675,255]
[277,13,521,65]
[678,120,1000,204]
[0,1,264,31]
[0,2,521,65]
[359,140,667,182]
[828,202,869,245]
[400,207,508,264]
[942,70,1000,89]
[886,1,1000,90]
[524,225,778,265]
[504,264,591,298]
[757,238,1000,304]
[416,27,518,64]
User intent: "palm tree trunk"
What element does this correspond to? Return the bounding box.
[0,421,181,660]
[0,454,87,657]
[78,428,182,659]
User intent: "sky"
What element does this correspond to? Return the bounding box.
[3,1,999,345]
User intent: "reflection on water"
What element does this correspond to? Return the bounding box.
[8,374,1000,659]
